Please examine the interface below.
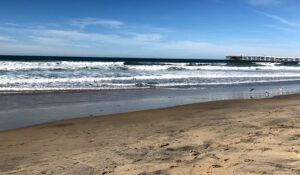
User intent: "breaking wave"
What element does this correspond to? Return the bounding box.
[0,60,300,91]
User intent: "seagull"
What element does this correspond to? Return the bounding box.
[250,88,255,92]
[265,91,270,97]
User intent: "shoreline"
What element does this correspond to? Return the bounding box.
[0,96,265,133]
[0,93,298,133]
[1,82,300,131]
[0,94,300,174]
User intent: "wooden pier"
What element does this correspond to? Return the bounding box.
[226,55,300,63]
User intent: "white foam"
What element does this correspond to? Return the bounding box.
[1,61,299,72]
[0,78,299,92]
[0,61,124,71]
[0,72,299,84]
[1,61,300,91]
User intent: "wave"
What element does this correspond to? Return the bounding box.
[167,67,187,71]
[1,78,300,92]
[1,72,300,84]
[0,61,125,71]
[123,61,172,66]
[1,60,300,91]
[1,61,300,72]
[128,65,300,71]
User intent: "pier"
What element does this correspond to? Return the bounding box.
[226,55,300,63]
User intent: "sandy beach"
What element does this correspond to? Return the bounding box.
[0,94,300,175]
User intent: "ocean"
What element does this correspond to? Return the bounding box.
[0,56,300,92]
[1,55,300,130]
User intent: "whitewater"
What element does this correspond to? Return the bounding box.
[0,59,300,92]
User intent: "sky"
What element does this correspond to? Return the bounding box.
[0,0,300,59]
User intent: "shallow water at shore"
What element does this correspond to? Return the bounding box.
[0,81,300,131]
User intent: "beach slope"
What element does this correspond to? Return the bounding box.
[0,95,300,175]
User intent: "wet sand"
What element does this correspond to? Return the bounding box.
[0,94,300,175]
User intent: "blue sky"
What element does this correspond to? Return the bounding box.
[0,0,300,59]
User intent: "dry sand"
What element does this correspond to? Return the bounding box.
[0,95,300,175]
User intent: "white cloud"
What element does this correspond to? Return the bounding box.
[146,41,213,51]
[2,18,300,58]
[0,35,14,42]
[70,18,124,28]
[261,12,300,28]
[264,24,295,32]
[29,28,166,47]
[0,19,172,48]
[0,23,167,47]
[4,22,19,27]
[0,43,98,56]
[126,25,173,33]
[1,35,300,58]
[258,11,300,32]
[32,36,89,48]
[133,34,163,42]
[36,29,121,42]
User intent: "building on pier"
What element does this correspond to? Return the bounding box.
[226,55,300,63]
